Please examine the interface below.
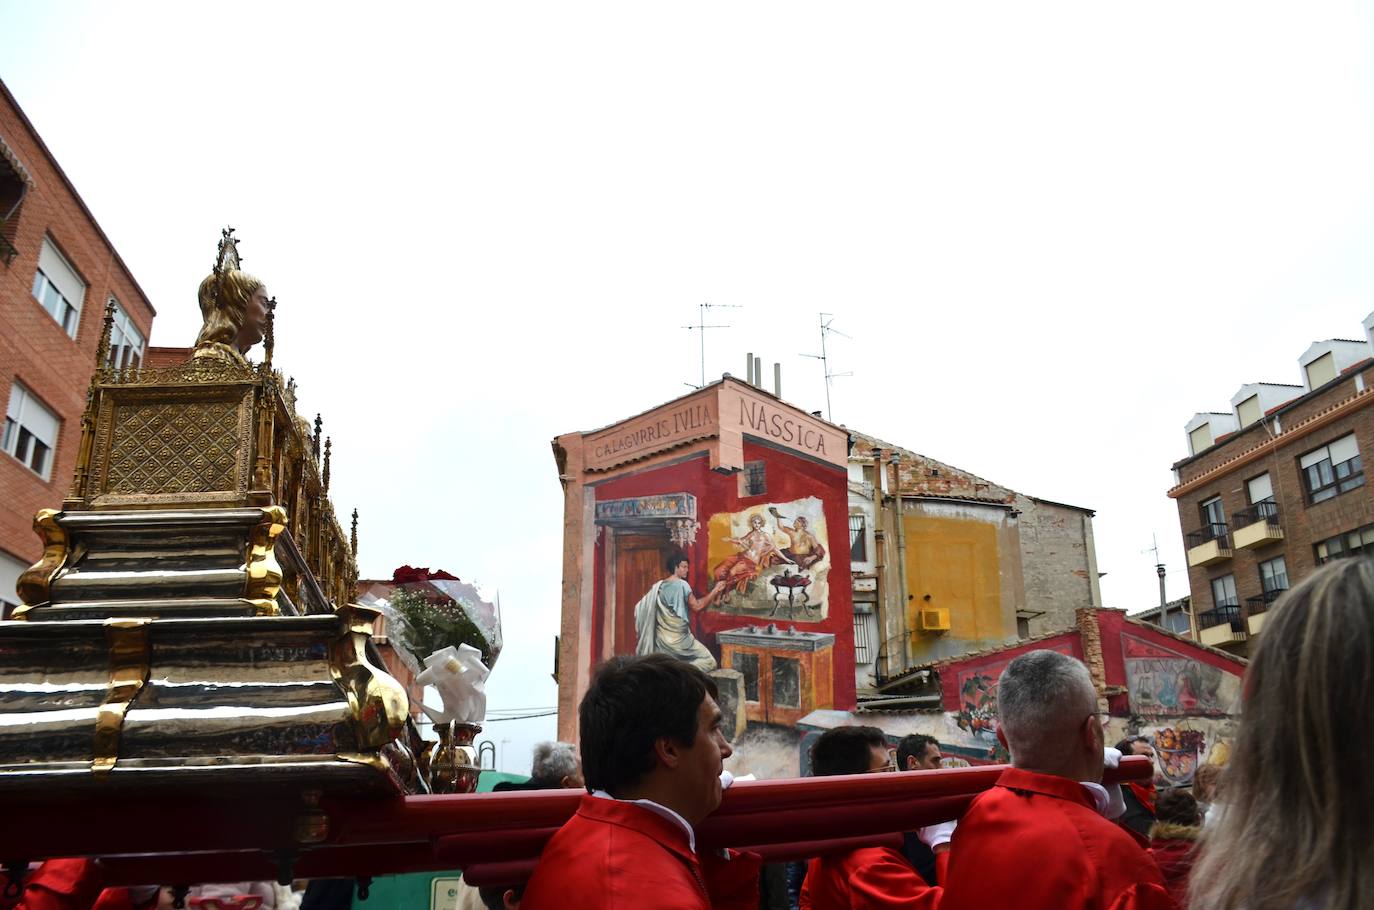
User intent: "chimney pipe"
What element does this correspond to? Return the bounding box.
[753,356,762,389]
[746,352,754,385]
[774,363,782,398]
[1156,563,1167,608]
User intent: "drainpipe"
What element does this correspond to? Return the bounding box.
[890,452,911,671]
[871,448,888,681]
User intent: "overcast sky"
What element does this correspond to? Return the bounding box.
[4,2,1372,771]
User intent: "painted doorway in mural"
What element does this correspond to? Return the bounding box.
[614,533,669,655]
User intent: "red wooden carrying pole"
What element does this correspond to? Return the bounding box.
[73,758,1153,888]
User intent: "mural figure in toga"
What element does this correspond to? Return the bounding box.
[634,549,728,672]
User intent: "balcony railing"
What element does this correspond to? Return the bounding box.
[1197,602,1242,630]
[1245,587,1287,617]
[1232,501,1279,529]
[1185,523,1230,549]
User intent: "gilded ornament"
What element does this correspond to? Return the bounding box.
[92,618,152,777]
[12,510,70,616]
[329,603,409,751]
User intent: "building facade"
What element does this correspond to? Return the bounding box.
[0,79,156,609]
[552,377,854,747]
[553,374,1106,778]
[846,434,1102,696]
[1171,314,1374,657]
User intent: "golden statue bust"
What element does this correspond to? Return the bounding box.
[193,267,270,365]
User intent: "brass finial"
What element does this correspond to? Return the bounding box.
[322,437,332,493]
[350,509,358,557]
[312,415,322,459]
[95,298,116,369]
[263,296,277,366]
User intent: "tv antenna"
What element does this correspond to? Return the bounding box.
[801,313,852,422]
[1141,534,1167,607]
[683,302,741,388]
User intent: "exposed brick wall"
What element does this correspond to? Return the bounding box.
[1075,607,1108,705]
[1173,367,1374,629]
[0,83,156,569]
[1018,496,1102,635]
[143,346,191,368]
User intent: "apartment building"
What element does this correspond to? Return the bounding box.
[1170,317,1374,656]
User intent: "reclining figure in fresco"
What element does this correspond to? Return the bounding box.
[634,549,728,672]
[712,512,792,603]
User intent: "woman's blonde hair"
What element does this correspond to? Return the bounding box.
[1189,558,1374,910]
[195,269,263,349]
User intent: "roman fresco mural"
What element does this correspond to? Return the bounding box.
[705,496,831,622]
[1122,633,1240,717]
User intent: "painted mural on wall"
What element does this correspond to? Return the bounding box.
[952,642,1076,757]
[706,497,830,621]
[1122,634,1241,717]
[1135,720,1236,785]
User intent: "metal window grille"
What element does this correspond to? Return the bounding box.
[848,514,866,561]
[744,460,766,496]
[853,613,871,663]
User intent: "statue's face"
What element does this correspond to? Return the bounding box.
[237,284,270,351]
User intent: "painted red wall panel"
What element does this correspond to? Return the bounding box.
[588,439,857,710]
[936,632,1082,712]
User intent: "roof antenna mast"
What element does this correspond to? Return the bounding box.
[683,302,741,388]
[1142,534,1167,608]
[802,312,852,422]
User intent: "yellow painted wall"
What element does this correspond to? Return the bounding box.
[902,514,1007,661]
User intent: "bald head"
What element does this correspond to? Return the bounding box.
[996,650,1102,780]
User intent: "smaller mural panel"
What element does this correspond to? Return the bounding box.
[1135,719,1236,785]
[707,497,830,621]
[1122,634,1240,717]
[1150,727,1207,785]
[952,642,1076,753]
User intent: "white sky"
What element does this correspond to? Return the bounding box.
[4,2,1373,772]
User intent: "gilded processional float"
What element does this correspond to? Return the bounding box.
[0,232,1150,896]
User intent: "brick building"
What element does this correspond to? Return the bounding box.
[1170,314,1374,656]
[0,79,156,610]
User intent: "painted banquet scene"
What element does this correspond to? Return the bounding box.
[2,5,1372,910]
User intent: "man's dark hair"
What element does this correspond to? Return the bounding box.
[1115,735,1151,755]
[1154,787,1200,827]
[579,653,717,794]
[664,548,689,573]
[896,733,939,769]
[810,725,888,777]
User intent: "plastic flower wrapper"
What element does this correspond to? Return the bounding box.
[416,643,489,724]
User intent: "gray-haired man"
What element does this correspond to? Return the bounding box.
[938,650,1175,910]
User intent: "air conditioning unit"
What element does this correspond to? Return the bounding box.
[919,607,950,633]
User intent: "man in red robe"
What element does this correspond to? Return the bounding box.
[939,650,1177,910]
[521,654,759,910]
[799,726,946,910]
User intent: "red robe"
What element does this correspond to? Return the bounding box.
[521,794,760,910]
[800,845,944,910]
[940,768,1177,910]
[0,860,149,910]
